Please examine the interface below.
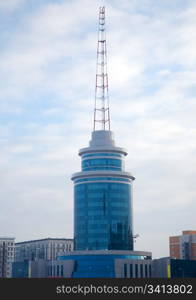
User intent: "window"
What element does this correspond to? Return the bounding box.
[130,264,133,278]
[135,264,138,278]
[61,265,64,277]
[140,264,143,278]
[124,264,127,278]
[145,265,148,277]
[82,152,122,158]
[75,177,130,183]
[149,265,152,277]
[82,158,122,171]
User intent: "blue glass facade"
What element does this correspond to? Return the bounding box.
[74,181,132,250]
[82,158,122,171]
[58,254,146,278]
[12,261,29,278]
[72,134,135,252]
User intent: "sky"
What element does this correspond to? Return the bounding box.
[0,0,196,259]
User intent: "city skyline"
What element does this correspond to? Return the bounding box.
[0,0,196,258]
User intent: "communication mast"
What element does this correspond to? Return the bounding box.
[93,6,110,131]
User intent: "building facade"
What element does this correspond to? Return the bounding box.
[12,259,70,278]
[0,237,15,278]
[58,250,152,278]
[15,238,73,262]
[169,230,196,260]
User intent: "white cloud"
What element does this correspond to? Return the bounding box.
[0,0,196,258]
[0,0,25,12]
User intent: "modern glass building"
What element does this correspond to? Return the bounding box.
[71,130,135,251]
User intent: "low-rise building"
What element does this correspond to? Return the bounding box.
[57,250,152,278]
[12,250,153,278]
[15,238,73,262]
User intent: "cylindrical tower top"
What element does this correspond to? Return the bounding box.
[79,130,128,156]
[90,130,115,147]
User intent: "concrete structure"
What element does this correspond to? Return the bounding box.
[152,257,170,278]
[15,238,73,262]
[12,259,70,278]
[169,230,196,260]
[47,259,74,278]
[0,237,15,278]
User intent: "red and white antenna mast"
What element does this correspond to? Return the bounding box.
[93,6,110,131]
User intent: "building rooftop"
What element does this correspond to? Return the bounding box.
[15,238,73,245]
[182,230,196,235]
[0,237,15,240]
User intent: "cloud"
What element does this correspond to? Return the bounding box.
[0,0,196,258]
[0,0,25,12]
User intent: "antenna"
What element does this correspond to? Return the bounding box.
[133,234,140,242]
[93,6,110,131]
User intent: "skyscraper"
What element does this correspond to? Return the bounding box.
[72,7,134,252]
[58,7,152,278]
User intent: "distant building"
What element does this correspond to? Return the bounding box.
[152,257,196,278]
[15,238,73,262]
[0,237,15,278]
[169,230,196,260]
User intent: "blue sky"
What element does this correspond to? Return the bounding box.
[0,0,196,258]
